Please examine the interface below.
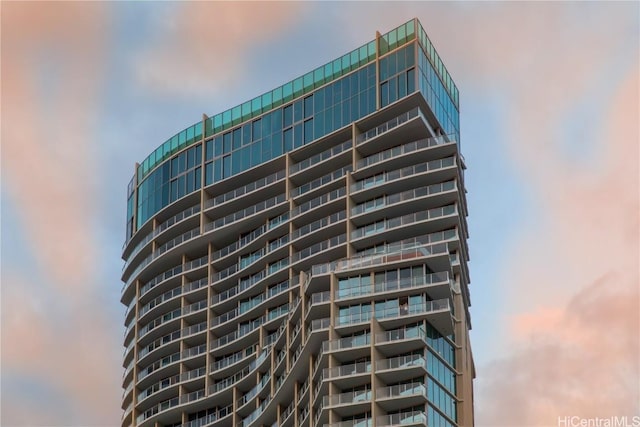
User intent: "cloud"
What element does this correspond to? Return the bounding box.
[480,274,639,425]
[134,1,304,98]
[338,2,639,422]
[471,12,640,426]
[1,2,122,425]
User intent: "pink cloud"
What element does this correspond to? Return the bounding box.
[477,31,639,427]
[2,2,121,424]
[134,1,304,97]
[341,2,639,422]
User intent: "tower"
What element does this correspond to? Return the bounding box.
[121,18,474,427]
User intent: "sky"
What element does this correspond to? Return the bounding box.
[1,1,638,426]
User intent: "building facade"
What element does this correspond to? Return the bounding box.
[121,18,474,427]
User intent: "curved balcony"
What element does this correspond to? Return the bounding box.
[350,181,457,226]
[290,139,352,176]
[351,157,456,203]
[376,411,427,427]
[351,205,458,250]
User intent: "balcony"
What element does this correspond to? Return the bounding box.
[376,354,427,384]
[376,383,427,411]
[311,242,451,278]
[376,411,427,427]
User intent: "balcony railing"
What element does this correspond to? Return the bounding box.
[323,389,372,407]
[351,205,457,240]
[335,271,451,300]
[292,210,346,240]
[323,361,371,379]
[356,229,456,258]
[376,382,426,399]
[311,242,450,277]
[205,170,286,209]
[322,333,371,352]
[292,234,346,263]
[290,139,352,174]
[351,181,455,216]
[204,194,286,232]
[123,227,200,291]
[376,411,426,426]
[290,165,352,198]
[376,354,426,371]
[351,157,455,193]
[123,203,200,268]
[357,134,455,169]
[291,187,346,217]
[356,107,423,145]
[376,325,427,344]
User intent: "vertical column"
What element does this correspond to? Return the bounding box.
[375,31,381,111]
[205,241,213,396]
[199,114,208,235]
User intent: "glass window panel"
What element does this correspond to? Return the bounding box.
[204,117,214,137]
[293,123,302,149]
[332,58,342,78]
[251,140,262,166]
[222,110,231,129]
[303,72,314,91]
[283,128,293,152]
[350,49,358,67]
[380,57,388,82]
[222,155,231,178]
[223,132,232,153]
[282,82,293,101]
[293,77,303,97]
[269,134,281,157]
[314,88,325,112]
[293,100,303,123]
[242,123,251,145]
[212,136,222,157]
[272,87,283,107]
[262,113,272,136]
[398,24,406,43]
[398,73,407,98]
[186,170,194,193]
[186,147,194,169]
[233,128,242,150]
[205,162,213,185]
[231,106,241,125]
[313,111,324,140]
[304,118,313,144]
[251,97,261,116]
[241,101,251,120]
[397,48,407,72]
[358,45,368,65]
[380,81,389,107]
[252,119,262,140]
[407,68,415,94]
[323,63,332,81]
[195,144,202,164]
[283,104,293,128]
[304,95,313,118]
[389,77,397,103]
[272,108,282,131]
[341,54,350,72]
[261,91,272,111]
[313,67,324,86]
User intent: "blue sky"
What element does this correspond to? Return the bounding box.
[2,2,638,425]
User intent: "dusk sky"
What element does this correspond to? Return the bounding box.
[1,2,638,426]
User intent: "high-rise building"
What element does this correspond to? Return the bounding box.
[121,18,474,427]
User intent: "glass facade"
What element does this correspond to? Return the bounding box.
[125,18,461,238]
